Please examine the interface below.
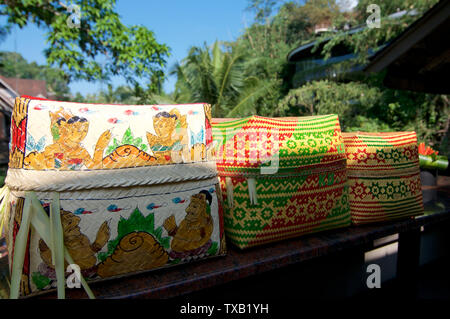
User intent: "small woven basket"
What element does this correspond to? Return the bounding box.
[212,115,351,249]
[342,131,424,225]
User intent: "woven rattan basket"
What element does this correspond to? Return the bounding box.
[342,131,424,225]
[2,96,226,298]
[212,115,351,249]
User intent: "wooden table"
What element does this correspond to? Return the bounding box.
[26,178,448,299]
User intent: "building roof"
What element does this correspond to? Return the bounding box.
[0,75,47,100]
[365,0,450,94]
[0,75,18,113]
[286,26,363,62]
[286,10,419,62]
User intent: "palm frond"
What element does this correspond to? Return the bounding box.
[225,79,274,118]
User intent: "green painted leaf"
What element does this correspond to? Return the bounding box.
[133,137,142,146]
[169,258,181,265]
[32,272,51,290]
[207,242,218,256]
[98,208,170,261]
[121,127,134,145]
[51,125,60,140]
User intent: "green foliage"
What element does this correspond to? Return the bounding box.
[0,166,6,186]
[274,0,448,157]
[313,0,440,72]
[106,127,148,155]
[278,79,450,157]
[246,0,280,23]
[171,41,274,117]
[277,80,383,129]
[0,51,70,100]
[353,0,439,23]
[97,208,170,262]
[0,0,170,94]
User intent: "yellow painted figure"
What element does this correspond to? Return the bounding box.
[39,210,110,270]
[146,109,189,164]
[24,108,111,170]
[164,190,214,253]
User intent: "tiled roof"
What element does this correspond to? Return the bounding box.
[0,75,47,98]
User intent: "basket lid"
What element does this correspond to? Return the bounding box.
[6,96,216,191]
[342,131,420,173]
[212,114,346,177]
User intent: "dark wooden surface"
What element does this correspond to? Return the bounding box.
[0,177,448,299]
[26,178,449,299]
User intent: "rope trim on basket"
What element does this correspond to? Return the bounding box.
[5,161,218,192]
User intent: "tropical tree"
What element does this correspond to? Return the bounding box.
[171,41,272,117]
[0,0,170,97]
[276,80,390,130]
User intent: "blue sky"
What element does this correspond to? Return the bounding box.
[0,0,252,95]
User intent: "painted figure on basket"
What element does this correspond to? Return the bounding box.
[23,107,159,169]
[9,98,30,168]
[146,109,190,164]
[96,208,170,278]
[163,190,214,259]
[96,232,169,278]
[20,104,209,170]
[38,209,110,271]
[203,104,214,159]
[102,127,157,168]
[24,107,112,170]
[102,144,157,168]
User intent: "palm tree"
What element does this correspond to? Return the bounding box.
[171,41,272,117]
[99,84,117,103]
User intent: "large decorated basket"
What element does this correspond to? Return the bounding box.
[1,96,226,298]
[342,132,424,225]
[212,115,351,249]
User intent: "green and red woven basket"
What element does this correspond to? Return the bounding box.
[343,132,424,225]
[212,115,351,249]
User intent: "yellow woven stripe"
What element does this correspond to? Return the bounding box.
[220,122,338,132]
[344,138,417,146]
[349,200,422,209]
[224,212,350,237]
[349,204,422,213]
[213,116,339,132]
[248,219,351,245]
[232,181,346,200]
[352,210,422,220]
[225,214,351,247]
[352,210,422,224]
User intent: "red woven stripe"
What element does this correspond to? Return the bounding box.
[344,140,417,147]
[347,172,421,179]
[21,95,208,107]
[346,164,419,170]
